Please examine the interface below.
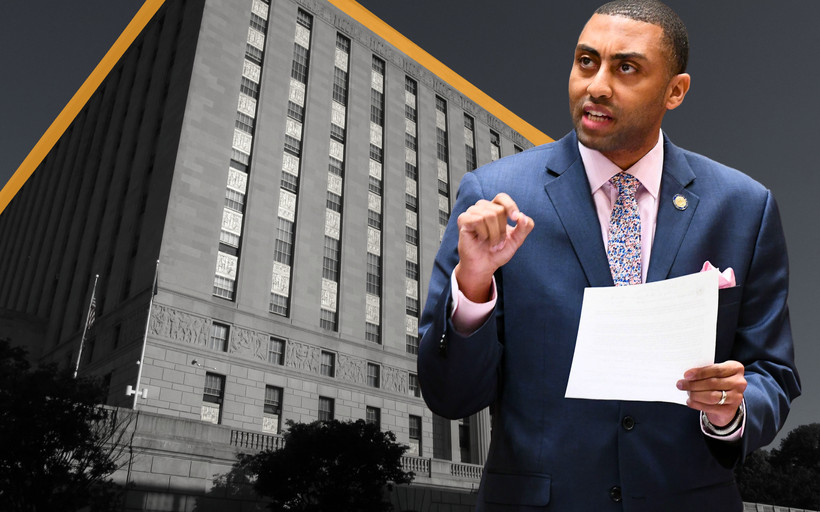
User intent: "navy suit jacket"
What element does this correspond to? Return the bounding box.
[418,132,800,511]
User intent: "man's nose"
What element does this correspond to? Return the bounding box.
[587,68,613,98]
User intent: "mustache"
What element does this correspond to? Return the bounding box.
[585,97,614,108]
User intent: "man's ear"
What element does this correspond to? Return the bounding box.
[666,73,691,110]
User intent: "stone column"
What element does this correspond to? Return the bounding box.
[470,407,492,465]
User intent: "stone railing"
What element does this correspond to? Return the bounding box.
[229,429,285,451]
[744,504,818,512]
[450,462,483,480]
[229,429,483,490]
[401,455,483,490]
[401,455,431,477]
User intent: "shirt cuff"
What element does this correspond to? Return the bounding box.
[450,270,497,335]
[700,399,746,442]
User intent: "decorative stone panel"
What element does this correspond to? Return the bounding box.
[150,304,209,346]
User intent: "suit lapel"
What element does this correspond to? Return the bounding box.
[544,135,613,288]
[646,137,700,283]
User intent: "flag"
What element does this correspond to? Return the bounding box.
[85,294,97,330]
[74,274,99,378]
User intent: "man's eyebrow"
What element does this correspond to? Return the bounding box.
[575,44,648,62]
[613,51,647,61]
[576,44,599,57]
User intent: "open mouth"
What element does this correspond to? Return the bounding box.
[585,109,612,122]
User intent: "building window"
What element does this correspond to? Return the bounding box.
[263,385,283,434]
[366,253,381,296]
[273,218,295,265]
[326,192,342,213]
[409,373,421,398]
[284,134,302,155]
[287,101,304,122]
[366,322,381,345]
[367,363,380,388]
[323,237,340,281]
[213,273,235,299]
[291,44,310,83]
[202,373,225,424]
[438,209,450,226]
[405,226,418,245]
[369,143,383,163]
[409,415,422,456]
[319,309,337,331]
[405,162,418,181]
[366,406,381,428]
[319,396,334,421]
[333,68,348,104]
[281,170,299,193]
[320,351,335,378]
[210,322,229,352]
[297,8,312,29]
[330,122,345,142]
[406,334,419,355]
[240,77,259,96]
[406,297,419,316]
[367,209,382,230]
[270,293,288,316]
[405,192,417,212]
[406,260,419,280]
[268,337,285,365]
[459,416,472,463]
[464,114,477,171]
[490,130,501,161]
[225,188,245,212]
[368,175,382,195]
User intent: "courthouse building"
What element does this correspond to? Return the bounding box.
[0,0,547,508]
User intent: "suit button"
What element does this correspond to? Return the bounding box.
[609,486,622,502]
[622,416,635,431]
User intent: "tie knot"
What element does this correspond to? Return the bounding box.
[610,173,640,196]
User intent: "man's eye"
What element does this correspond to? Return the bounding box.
[579,56,593,67]
[620,63,636,73]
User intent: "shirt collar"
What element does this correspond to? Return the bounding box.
[578,130,664,199]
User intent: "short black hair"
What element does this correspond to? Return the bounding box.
[595,0,689,75]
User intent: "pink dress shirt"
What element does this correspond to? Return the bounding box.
[449,131,744,440]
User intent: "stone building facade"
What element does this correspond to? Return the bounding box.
[0,0,543,507]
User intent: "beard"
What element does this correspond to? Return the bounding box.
[569,92,668,158]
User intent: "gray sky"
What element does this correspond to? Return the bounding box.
[1,0,817,445]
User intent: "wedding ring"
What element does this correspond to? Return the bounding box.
[717,390,727,406]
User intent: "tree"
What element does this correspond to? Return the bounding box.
[736,423,820,510]
[0,340,131,511]
[229,419,414,511]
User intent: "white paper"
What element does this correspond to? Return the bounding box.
[565,270,719,405]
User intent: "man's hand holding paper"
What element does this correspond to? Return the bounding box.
[565,265,744,415]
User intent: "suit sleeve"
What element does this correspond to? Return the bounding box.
[417,172,504,420]
[728,190,801,461]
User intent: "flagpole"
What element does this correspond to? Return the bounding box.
[130,259,159,409]
[73,274,99,379]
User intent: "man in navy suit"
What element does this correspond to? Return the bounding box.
[417,1,801,510]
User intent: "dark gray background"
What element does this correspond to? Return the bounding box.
[1,1,816,445]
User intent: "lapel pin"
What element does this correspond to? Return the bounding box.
[673,194,688,210]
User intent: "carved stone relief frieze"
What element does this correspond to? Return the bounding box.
[382,365,408,394]
[337,354,366,385]
[230,327,267,361]
[285,340,321,373]
[150,304,209,347]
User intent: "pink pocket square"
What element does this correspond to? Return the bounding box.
[701,261,736,289]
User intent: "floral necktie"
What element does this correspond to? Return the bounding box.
[607,173,641,286]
